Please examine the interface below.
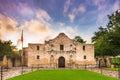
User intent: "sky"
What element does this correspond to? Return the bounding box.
[0,0,119,49]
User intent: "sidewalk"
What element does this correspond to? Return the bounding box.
[0,67,35,80]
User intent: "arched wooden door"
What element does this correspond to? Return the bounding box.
[58,56,65,68]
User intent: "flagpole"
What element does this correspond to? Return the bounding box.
[21,30,23,74]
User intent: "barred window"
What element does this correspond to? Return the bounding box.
[37,45,39,50]
[37,55,40,59]
[84,55,86,59]
[83,46,85,51]
[60,45,64,50]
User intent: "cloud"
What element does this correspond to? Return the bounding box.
[93,0,119,12]
[96,12,107,24]
[64,26,77,38]
[0,14,22,49]
[58,22,65,27]
[0,9,79,48]
[0,0,16,13]
[0,14,17,33]
[96,0,120,25]
[36,9,51,22]
[0,12,86,49]
[51,23,78,39]
[85,0,107,11]
[18,18,54,48]
[112,0,120,11]
[0,8,53,49]
[63,0,71,13]
[16,8,53,48]
[68,4,86,22]
[93,0,107,7]
[21,20,50,33]
[17,3,34,17]
[68,14,75,22]
[78,5,86,13]
[20,19,78,46]
[94,0,105,6]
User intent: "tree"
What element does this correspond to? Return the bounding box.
[0,40,18,60]
[73,36,86,43]
[92,27,111,56]
[107,10,120,56]
[92,10,120,56]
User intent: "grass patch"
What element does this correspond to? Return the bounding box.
[106,68,120,71]
[8,70,117,80]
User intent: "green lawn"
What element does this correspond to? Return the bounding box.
[8,70,117,80]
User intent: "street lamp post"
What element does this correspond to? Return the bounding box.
[7,56,8,71]
[0,66,3,80]
[21,30,24,74]
[118,57,120,79]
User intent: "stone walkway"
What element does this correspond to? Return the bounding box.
[0,67,119,80]
[87,68,119,78]
[0,67,36,80]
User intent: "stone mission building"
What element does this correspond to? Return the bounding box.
[23,33,96,68]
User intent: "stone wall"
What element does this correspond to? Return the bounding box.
[96,56,112,68]
[24,33,96,67]
[2,55,21,68]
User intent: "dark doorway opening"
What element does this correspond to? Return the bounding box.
[58,56,65,68]
[12,58,15,67]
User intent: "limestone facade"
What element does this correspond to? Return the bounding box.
[24,33,96,67]
[2,55,21,68]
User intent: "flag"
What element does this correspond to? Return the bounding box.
[21,30,23,42]
[16,30,24,49]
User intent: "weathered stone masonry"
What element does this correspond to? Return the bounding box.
[23,33,96,68]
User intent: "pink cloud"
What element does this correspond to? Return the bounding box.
[0,14,21,48]
[17,3,34,16]
[78,5,86,13]
[96,0,120,25]
[68,14,75,22]
[112,0,120,11]
[0,14,18,33]
[68,4,86,22]
[36,9,51,22]
[91,0,108,11]
[63,0,71,13]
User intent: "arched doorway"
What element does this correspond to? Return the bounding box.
[58,56,65,68]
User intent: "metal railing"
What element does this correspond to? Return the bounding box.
[0,64,120,80]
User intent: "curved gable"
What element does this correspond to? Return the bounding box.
[48,33,73,44]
